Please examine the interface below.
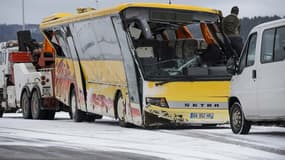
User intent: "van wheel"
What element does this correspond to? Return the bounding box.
[70,89,84,122]
[116,92,129,127]
[230,102,251,134]
[21,91,32,119]
[31,90,46,120]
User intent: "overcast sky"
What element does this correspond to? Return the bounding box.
[1,0,284,24]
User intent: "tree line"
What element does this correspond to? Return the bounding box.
[0,24,42,42]
[0,15,283,43]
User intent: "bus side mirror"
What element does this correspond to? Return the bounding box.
[226,57,238,75]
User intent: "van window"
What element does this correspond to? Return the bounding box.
[261,29,275,63]
[246,34,257,66]
[238,33,257,73]
[274,26,285,61]
[261,26,285,63]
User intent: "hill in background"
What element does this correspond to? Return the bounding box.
[240,15,281,40]
[0,16,283,43]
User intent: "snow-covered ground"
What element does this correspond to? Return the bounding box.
[0,112,285,160]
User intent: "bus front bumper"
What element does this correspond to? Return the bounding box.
[144,105,229,126]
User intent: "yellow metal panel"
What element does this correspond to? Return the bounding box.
[119,3,221,14]
[40,3,221,29]
[81,60,128,117]
[80,60,127,86]
[42,13,73,23]
[145,81,230,102]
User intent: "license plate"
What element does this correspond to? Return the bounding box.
[190,113,214,119]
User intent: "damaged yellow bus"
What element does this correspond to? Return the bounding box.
[40,3,234,127]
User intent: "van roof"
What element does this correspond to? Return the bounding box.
[40,3,221,29]
[250,18,285,33]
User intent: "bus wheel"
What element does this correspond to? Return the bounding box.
[230,102,251,134]
[94,114,103,119]
[0,107,4,118]
[21,91,32,119]
[69,111,73,119]
[31,90,46,120]
[86,115,95,122]
[87,114,102,122]
[116,92,129,127]
[70,89,84,122]
[46,111,56,120]
[202,124,218,127]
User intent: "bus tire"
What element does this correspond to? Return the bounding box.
[94,114,103,119]
[202,124,218,127]
[87,114,102,122]
[69,111,73,119]
[116,92,130,127]
[0,108,4,118]
[31,90,46,120]
[46,110,56,120]
[86,115,95,122]
[21,91,32,119]
[70,89,84,122]
[230,102,251,134]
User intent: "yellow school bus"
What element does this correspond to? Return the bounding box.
[40,3,233,127]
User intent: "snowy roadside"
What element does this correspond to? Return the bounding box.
[0,113,284,160]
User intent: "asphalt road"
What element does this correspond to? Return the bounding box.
[0,143,162,160]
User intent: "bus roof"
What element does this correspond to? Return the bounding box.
[40,3,221,29]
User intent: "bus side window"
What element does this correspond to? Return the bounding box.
[53,30,70,58]
[0,51,2,65]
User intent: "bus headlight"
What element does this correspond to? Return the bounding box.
[146,97,169,108]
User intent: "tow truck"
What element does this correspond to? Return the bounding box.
[0,31,66,119]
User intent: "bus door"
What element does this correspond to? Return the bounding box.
[111,16,142,125]
[64,26,87,112]
[53,28,73,104]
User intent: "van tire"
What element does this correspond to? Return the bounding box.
[21,91,32,119]
[70,89,85,122]
[230,102,251,134]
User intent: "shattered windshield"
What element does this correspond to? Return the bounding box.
[124,8,232,81]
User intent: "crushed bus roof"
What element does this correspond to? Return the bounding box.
[41,13,73,23]
[40,3,221,29]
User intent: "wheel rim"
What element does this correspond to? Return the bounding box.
[232,105,242,131]
[22,92,29,115]
[31,92,39,118]
[117,96,125,121]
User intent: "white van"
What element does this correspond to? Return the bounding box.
[228,18,285,134]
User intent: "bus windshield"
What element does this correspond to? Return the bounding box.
[124,8,232,81]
